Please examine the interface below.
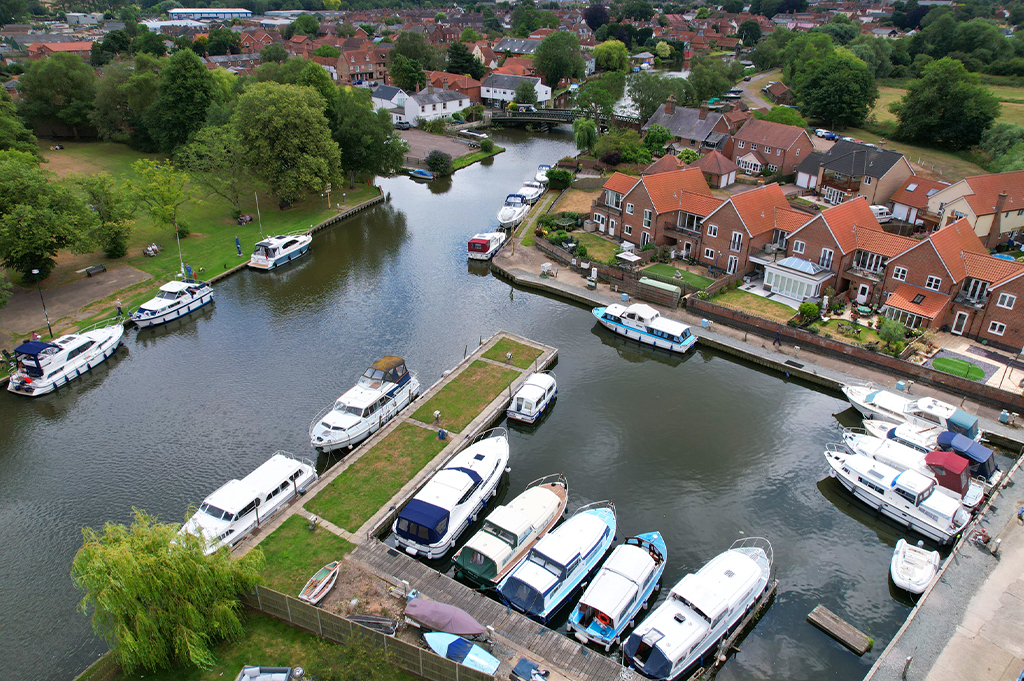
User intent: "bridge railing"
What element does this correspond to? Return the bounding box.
[491,109,642,127]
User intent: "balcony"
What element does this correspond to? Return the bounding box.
[844,266,884,284]
[953,291,989,310]
[821,175,861,194]
[662,221,701,239]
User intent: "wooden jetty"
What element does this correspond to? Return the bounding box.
[685,579,779,681]
[807,604,873,655]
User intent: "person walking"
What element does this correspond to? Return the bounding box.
[115,298,123,317]
[773,331,782,348]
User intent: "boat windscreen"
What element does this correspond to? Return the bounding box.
[199,502,233,521]
[483,521,517,547]
[503,578,545,615]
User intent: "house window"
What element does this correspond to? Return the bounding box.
[606,191,622,209]
[864,176,872,185]
[704,247,715,259]
[624,224,633,235]
[819,248,834,269]
[893,266,907,281]
[777,148,781,156]
[707,224,718,237]
[998,293,1016,309]
[737,141,745,149]
[767,164,778,173]
[925,275,942,291]
[764,146,771,154]
[750,143,757,151]
[989,321,1006,336]
[625,203,634,215]
[641,231,652,246]
[643,209,652,228]
[952,210,967,220]
[727,255,739,274]
[730,231,742,252]
[593,213,605,225]
[793,240,805,254]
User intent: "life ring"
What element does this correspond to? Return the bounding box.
[596,612,611,627]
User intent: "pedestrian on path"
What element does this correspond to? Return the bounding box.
[773,331,782,348]
[115,298,123,317]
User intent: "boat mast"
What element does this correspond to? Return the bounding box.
[175,226,185,279]
[255,191,265,239]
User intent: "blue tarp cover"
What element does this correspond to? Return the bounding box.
[446,637,472,664]
[396,499,449,544]
[14,341,57,355]
[448,466,482,484]
[936,431,997,478]
[623,630,673,680]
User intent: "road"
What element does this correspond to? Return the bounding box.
[737,68,780,110]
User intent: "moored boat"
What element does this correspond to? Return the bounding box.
[409,168,436,181]
[506,372,557,424]
[393,429,510,559]
[309,356,420,453]
[452,473,568,588]
[131,279,214,328]
[467,232,507,260]
[935,431,1002,486]
[624,537,773,680]
[863,419,944,453]
[404,598,485,637]
[497,194,529,229]
[535,164,552,184]
[890,538,940,594]
[498,500,616,623]
[179,452,318,554]
[593,304,697,354]
[842,385,980,440]
[518,180,545,205]
[568,533,667,652]
[298,560,341,605]
[7,320,125,396]
[248,233,312,270]
[423,632,500,676]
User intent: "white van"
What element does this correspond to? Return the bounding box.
[870,205,893,223]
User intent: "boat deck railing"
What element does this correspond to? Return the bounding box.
[571,499,615,518]
[526,472,567,491]
[729,536,774,570]
[271,450,315,471]
[76,315,126,336]
[825,442,847,457]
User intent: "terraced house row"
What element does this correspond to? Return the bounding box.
[591,170,1024,351]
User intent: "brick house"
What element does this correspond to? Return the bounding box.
[339,47,389,84]
[286,34,313,57]
[795,140,915,206]
[25,41,94,60]
[923,170,1024,247]
[238,31,275,53]
[731,118,813,176]
[642,96,733,156]
[425,71,482,103]
[888,177,950,226]
[684,150,739,189]
[765,81,793,105]
[589,169,723,249]
[698,183,809,275]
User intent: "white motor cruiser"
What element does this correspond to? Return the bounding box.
[518,181,545,205]
[309,357,420,453]
[890,538,940,594]
[863,419,944,452]
[249,233,313,270]
[467,232,507,260]
[7,320,124,396]
[393,429,510,560]
[535,164,552,184]
[131,279,214,328]
[842,384,980,440]
[497,194,529,229]
[506,372,557,424]
[624,538,773,680]
[825,449,971,545]
[179,452,317,554]
[593,304,697,354]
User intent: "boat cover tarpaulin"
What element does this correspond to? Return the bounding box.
[935,432,997,479]
[446,636,473,663]
[396,499,449,544]
[405,599,485,636]
[448,466,482,484]
[949,409,979,439]
[925,450,970,496]
[14,341,58,355]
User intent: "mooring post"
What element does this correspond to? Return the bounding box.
[902,654,913,679]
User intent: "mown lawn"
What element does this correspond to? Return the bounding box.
[932,356,985,381]
[452,144,505,170]
[258,515,355,595]
[643,263,714,289]
[711,288,797,323]
[411,360,521,432]
[574,231,619,263]
[817,319,884,347]
[481,336,543,369]
[305,422,448,533]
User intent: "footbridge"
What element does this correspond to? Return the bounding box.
[490,109,643,130]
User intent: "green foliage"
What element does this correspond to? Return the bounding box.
[426,149,454,176]
[619,0,654,21]
[176,125,248,214]
[313,44,342,59]
[754,105,808,128]
[284,14,319,40]
[546,167,574,189]
[643,123,671,153]
[75,173,134,259]
[575,243,589,258]
[17,52,95,137]
[878,317,907,348]
[480,138,494,153]
[145,49,214,153]
[655,40,672,60]
[798,301,819,320]
[584,3,610,31]
[594,39,629,71]
[511,4,559,36]
[848,34,894,79]
[980,122,1024,158]
[205,28,239,57]
[391,31,443,71]
[90,56,161,147]
[127,159,195,238]
[575,75,622,120]
[334,88,409,188]
[418,117,448,134]
[573,116,598,154]
[260,43,288,64]
[627,71,694,121]
[0,150,94,279]
[298,60,339,131]
[811,15,859,45]
[447,41,486,80]
[535,31,585,88]
[738,19,762,47]
[594,127,651,165]
[233,82,339,205]
[461,27,482,42]
[677,148,700,164]
[799,52,877,129]
[390,53,427,92]
[687,57,741,103]
[514,80,538,105]
[891,57,1000,149]
[71,509,264,674]
[0,90,36,156]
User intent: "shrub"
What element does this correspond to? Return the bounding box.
[546,168,574,190]
[878,317,906,349]
[600,151,622,165]
[425,150,454,176]
[480,138,494,153]
[575,243,589,258]
[787,319,800,327]
[640,242,656,251]
[798,302,820,320]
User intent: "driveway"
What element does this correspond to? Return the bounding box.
[737,69,779,110]
[399,129,472,163]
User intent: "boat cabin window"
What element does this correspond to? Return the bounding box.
[483,521,518,548]
[468,549,486,566]
[237,499,260,518]
[529,553,564,577]
[199,502,233,521]
[457,478,483,505]
[603,313,618,322]
[66,341,95,361]
[912,409,941,425]
[893,487,917,504]
[857,476,886,495]
[157,289,183,300]
[282,239,298,249]
[289,469,303,482]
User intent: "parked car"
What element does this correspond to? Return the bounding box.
[815,128,832,138]
[394,121,411,130]
[870,205,894,223]
[744,75,751,81]
[841,136,857,142]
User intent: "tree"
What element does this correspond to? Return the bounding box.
[461,27,481,42]
[573,117,598,154]
[799,53,878,129]
[176,126,248,215]
[127,159,195,238]
[878,318,907,350]
[754,106,808,127]
[594,127,651,165]
[514,80,538,105]
[798,301,819,320]
[655,40,672,60]
[980,122,1024,158]
[890,57,1000,150]
[0,0,27,23]
[298,60,339,131]
[391,31,443,71]
[71,509,264,674]
[627,71,694,121]
[233,82,339,205]
[534,31,585,87]
[695,7,709,19]
[206,27,239,56]
[90,58,160,145]
[738,19,762,47]
[435,11,446,22]
[144,49,214,152]
[17,52,95,139]
[594,39,629,71]
[546,167,573,189]
[447,42,485,80]
[583,3,609,31]
[334,88,408,188]
[0,91,37,155]
[261,43,288,64]
[687,58,735,103]
[575,76,622,121]
[132,30,167,57]
[0,151,93,279]
[811,15,859,45]
[723,0,745,12]
[620,0,654,21]
[75,173,135,259]
[284,14,319,40]
[677,148,700,163]
[643,124,671,154]
[313,44,341,59]
[389,54,427,92]
[425,149,454,176]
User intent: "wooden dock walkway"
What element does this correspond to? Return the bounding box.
[352,539,631,681]
[807,604,873,656]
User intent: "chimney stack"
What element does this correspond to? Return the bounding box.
[442,76,449,90]
[665,94,676,115]
[987,192,1009,247]
[698,104,708,120]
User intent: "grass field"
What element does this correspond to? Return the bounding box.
[643,263,714,289]
[257,515,355,595]
[574,232,619,263]
[411,360,520,432]
[932,356,985,381]
[711,288,797,323]
[305,422,448,533]
[452,144,505,171]
[481,336,543,369]
[872,84,1024,126]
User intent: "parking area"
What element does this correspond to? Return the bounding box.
[398,129,472,162]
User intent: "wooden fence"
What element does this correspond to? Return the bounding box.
[244,585,494,681]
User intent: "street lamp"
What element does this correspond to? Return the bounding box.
[31,269,54,339]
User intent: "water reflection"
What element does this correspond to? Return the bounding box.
[134,305,216,348]
[591,324,688,368]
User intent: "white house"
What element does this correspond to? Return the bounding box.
[480,73,551,107]
[371,85,407,116]
[66,12,103,24]
[398,89,471,125]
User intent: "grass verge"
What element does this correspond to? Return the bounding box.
[574,232,619,263]
[258,515,356,595]
[453,145,505,171]
[412,359,521,431]
[305,422,447,533]
[711,288,797,323]
[481,336,543,369]
[643,263,714,289]
[932,356,984,381]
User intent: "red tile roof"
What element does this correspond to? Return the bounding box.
[819,197,882,254]
[642,155,683,175]
[725,183,805,237]
[889,177,949,210]
[685,149,738,176]
[959,169,1024,216]
[733,118,809,150]
[853,225,917,258]
[928,217,987,282]
[885,282,950,319]
[642,168,720,215]
[603,172,641,194]
[962,250,1024,285]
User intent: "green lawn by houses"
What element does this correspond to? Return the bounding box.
[932,356,985,381]
[643,263,714,289]
[711,288,797,323]
[574,232,619,263]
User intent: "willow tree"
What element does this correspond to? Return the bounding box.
[71,509,265,673]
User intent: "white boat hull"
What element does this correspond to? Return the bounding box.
[132,289,214,328]
[249,237,312,270]
[7,325,125,397]
[311,378,420,453]
[468,247,501,261]
[498,208,528,229]
[890,539,939,594]
[594,311,697,355]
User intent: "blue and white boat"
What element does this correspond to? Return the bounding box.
[409,168,435,181]
[423,632,500,675]
[842,384,981,441]
[7,320,125,396]
[593,304,697,354]
[131,279,214,328]
[498,500,616,623]
[497,194,529,229]
[506,372,557,424]
[568,533,667,652]
[248,233,312,270]
[393,429,510,560]
[624,538,773,681]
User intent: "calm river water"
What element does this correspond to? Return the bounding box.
[1,129,915,680]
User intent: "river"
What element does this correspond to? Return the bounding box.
[1,129,915,680]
